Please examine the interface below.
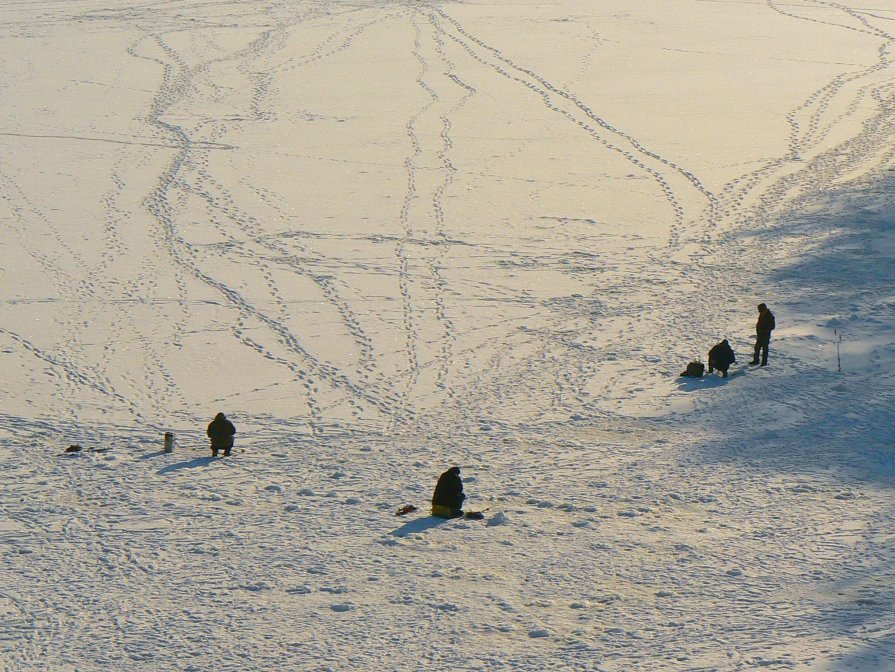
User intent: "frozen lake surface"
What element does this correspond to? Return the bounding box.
[1,1,895,669]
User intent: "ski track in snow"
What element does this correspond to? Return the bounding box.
[1,0,895,670]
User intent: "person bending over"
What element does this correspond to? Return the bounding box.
[207,412,236,457]
[431,466,465,518]
[708,338,736,377]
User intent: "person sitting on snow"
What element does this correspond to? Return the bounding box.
[207,412,236,457]
[431,466,465,518]
[707,338,736,378]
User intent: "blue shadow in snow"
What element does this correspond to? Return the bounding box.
[157,456,217,475]
[139,450,168,460]
[676,365,750,391]
[392,516,448,537]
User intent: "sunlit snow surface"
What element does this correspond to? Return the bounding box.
[1,1,895,670]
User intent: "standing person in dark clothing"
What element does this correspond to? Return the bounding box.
[750,303,775,367]
[431,466,465,518]
[707,338,736,377]
[207,412,236,457]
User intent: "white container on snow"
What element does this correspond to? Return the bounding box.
[164,432,175,453]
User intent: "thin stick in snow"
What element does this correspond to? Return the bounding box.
[834,330,843,373]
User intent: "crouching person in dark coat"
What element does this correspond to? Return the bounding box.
[432,466,465,518]
[207,412,236,457]
[707,339,736,378]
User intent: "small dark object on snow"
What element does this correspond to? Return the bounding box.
[60,445,111,456]
[463,511,485,520]
[679,361,705,378]
[396,504,418,516]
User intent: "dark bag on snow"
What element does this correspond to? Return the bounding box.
[680,361,705,378]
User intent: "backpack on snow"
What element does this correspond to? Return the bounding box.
[680,361,705,378]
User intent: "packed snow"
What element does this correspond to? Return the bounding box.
[2,0,895,670]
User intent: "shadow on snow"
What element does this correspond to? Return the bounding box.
[682,172,895,667]
[157,456,218,475]
[692,172,895,480]
[392,516,449,537]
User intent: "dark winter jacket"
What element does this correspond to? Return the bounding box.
[756,308,775,336]
[432,467,465,511]
[708,339,736,370]
[207,413,236,449]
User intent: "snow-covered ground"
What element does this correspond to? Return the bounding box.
[2,1,895,670]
